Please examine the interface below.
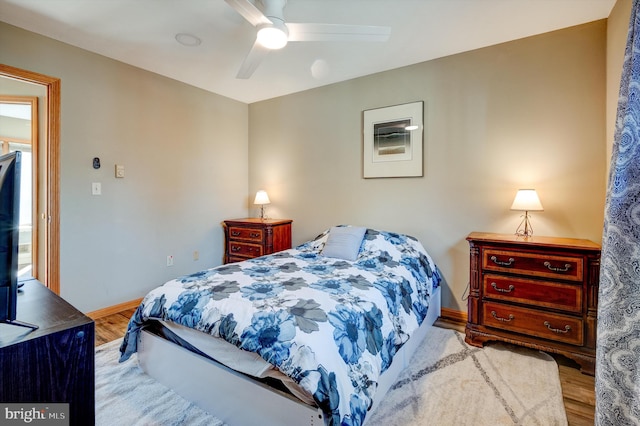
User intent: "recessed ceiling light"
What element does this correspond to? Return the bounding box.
[175,33,201,47]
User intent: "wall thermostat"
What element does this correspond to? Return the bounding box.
[93,157,101,169]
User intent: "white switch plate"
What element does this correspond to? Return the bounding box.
[167,255,174,266]
[92,182,101,195]
[115,164,125,178]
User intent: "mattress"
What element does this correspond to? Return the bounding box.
[162,320,317,405]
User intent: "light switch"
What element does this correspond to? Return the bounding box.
[115,164,125,178]
[92,182,101,195]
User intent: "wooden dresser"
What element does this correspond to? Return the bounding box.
[223,218,293,264]
[465,232,601,374]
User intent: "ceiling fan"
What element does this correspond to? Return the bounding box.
[224,0,391,79]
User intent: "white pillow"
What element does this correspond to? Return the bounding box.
[321,226,367,261]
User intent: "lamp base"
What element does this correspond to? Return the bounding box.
[515,212,534,237]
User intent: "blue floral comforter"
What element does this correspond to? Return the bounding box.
[119,228,441,426]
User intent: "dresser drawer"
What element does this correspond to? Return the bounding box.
[228,227,264,242]
[228,242,263,258]
[483,274,582,313]
[483,249,583,281]
[482,301,583,346]
[227,255,248,264]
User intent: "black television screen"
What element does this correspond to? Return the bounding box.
[0,151,37,329]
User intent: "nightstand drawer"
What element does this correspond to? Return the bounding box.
[227,255,248,264]
[483,274,582,313]
[228,242,263,258]
[483,249,583,282]
[228,227,264,242]
[482,302,583,346]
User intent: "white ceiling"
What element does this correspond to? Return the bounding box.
[0,103,31,120]
[0,0,615,104]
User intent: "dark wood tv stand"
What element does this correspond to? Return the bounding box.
[0,279,95,425]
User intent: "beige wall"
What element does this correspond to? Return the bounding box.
[249,21,607,312]
[607,0,633,179]
[0,115,29,140]
[0,22,249,312]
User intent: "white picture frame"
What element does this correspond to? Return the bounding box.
[363,101,424,178]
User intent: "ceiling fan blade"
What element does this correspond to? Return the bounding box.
[287,23,391,42]
[225,0,272,27]
[236,40,270,79]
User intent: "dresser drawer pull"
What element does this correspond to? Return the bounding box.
[544,321,571,334]
[249,232,261,238]
[231,245,242,252]
[491,282,515,293]
[491,311,514,322]
[231,231,241,236]
[490,256,515,267]
[543,261,572,273]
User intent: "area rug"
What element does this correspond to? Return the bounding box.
[95,327,567,425]
[95,340,223,426]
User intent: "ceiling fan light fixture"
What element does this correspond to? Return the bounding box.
[257,24,288,49]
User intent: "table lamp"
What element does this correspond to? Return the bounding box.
[254,190,271,220]
[510,189,543,237]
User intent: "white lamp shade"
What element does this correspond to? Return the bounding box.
[254,190,271,205]
[510,189,544,211]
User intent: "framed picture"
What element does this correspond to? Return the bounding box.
[363,101,424,178]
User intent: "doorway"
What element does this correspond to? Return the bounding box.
[0,95,38,280]
[0,64,60,294]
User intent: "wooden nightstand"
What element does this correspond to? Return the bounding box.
[223,218,293,264]
[465,232,601,374]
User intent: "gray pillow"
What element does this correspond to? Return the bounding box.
[322,226,367,261]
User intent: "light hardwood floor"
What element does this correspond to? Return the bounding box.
[94,310,595,425]
[94,308,137,346]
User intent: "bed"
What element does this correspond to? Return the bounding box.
[119,226,442,426]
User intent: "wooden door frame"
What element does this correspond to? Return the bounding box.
[0,64,60,294]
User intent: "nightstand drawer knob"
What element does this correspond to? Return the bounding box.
[231,231,241,236]
[491,311,514,322]
[544,321,571,334]
[543,261,572,273]
[249,232,260,238]
[490,255,515,267]
[231,245,241,252]
[491,282,515,293]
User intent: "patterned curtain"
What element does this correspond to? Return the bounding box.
[596,0,640,424]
